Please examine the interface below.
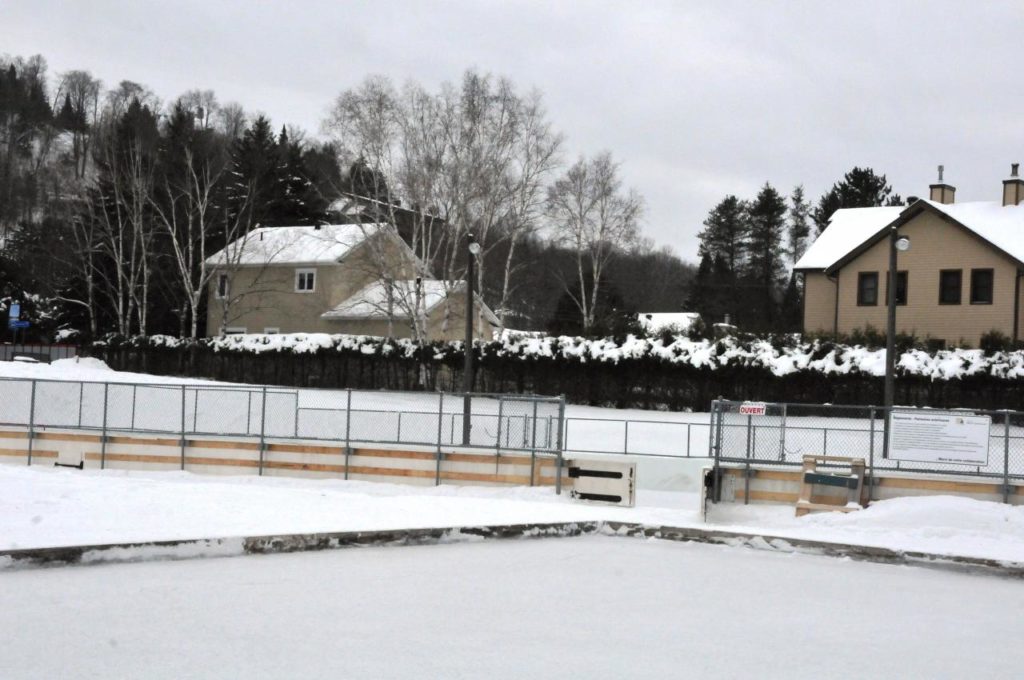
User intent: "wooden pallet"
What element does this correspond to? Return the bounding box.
[795,455,866,517]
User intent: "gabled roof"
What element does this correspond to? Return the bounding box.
[321,279,500,326]
[795,200,1024,273]
[205,224,387,267]
[793,206,903,271]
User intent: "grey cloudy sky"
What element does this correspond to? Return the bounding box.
[3,0,1022,260]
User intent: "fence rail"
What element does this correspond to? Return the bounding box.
[0,376,564,468]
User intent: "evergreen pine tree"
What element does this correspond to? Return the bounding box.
[787,185,811,267]
[813,167,902,233]
[229,115,279,228]
[744,183,788,329]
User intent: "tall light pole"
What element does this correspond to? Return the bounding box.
[462,233,481,445]
[882,227,910,458]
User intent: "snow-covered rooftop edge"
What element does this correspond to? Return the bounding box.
[119,332,1024,380]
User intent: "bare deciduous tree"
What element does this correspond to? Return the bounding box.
[547,152,643,333]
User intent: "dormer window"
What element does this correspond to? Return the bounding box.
[295,268,316,293]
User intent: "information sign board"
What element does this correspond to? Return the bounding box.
[889,411,990,466]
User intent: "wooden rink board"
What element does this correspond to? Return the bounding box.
[0,426,568,488]
[719,465,1023,505]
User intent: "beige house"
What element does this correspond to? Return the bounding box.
[205,223,498,340]
[795,165,1024,347]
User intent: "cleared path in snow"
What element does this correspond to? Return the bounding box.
[2,537,1022,679]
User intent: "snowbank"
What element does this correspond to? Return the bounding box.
[3,466,1023,564]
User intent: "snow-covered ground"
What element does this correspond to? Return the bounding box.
[4,465,1024,564]
[2,537,1022,679]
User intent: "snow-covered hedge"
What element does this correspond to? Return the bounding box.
[89,332,1024,381]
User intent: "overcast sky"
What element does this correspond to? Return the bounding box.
[3,0,1022,260]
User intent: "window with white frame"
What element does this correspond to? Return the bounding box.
[263,327,280,334]
[223,327,247,335]
[216,273,229,299]
[295,268,316,293]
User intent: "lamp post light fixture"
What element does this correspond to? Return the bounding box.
[882,229,909,459]
[462,234,481,445]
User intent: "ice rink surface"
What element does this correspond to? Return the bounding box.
[2,536,1022,679]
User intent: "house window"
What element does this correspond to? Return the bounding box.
[857,272,878,306]
[939,269,962,305]
[885,271,908,306]
[216,274,229,299]
[263,327,280,334]
[295,269,316,293]
[970,269,994,305]
[223,327,247,335]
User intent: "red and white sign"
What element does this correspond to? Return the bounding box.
[738,402,767,416]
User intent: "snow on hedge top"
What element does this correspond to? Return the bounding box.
[794,205,903,270]
[115,332,1024,381]
[205,224,384,266]
[322,280,453,320]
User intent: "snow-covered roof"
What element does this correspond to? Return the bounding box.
[795,200,1024,272]
[322,280,452,320]
[926,200,1024,263]
[793,206,903,271]
[205,224,386,267]
[322,278,500,326]
[637,312,700,334]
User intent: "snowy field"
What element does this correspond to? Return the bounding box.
[2,537,1023,679]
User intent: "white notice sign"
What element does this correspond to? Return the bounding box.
[889,411,991,466]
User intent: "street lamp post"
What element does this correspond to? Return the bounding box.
[882,228,910,459]
[462,233,481,445]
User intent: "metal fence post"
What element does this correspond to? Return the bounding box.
[397,411,403,443]
[130,384,137,430]
[26,379,37,466]
[258,386,268,476]
[495,396,504,472]
[1004,412,1011,504]
[743,412,752,505]
[555,396,566,495]
[344,389,352,481]
[529,399,539,486]
[77,381,84,428]
[180,386,187,470]
[435,392,444,486]
[868,407,876,502]
[100,382,109,469]
[778,403,787,462]
[623,420,630,456]
[686,423,691,457]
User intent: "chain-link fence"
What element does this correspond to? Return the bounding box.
[709,399,1024,502]
[0,376,564,461]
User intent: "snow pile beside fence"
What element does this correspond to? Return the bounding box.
[95,333,1024,382]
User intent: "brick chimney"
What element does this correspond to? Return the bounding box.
[929,165,955,204]
[1003,163,1024,206]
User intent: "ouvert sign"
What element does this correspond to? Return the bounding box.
[888,410,991,466]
